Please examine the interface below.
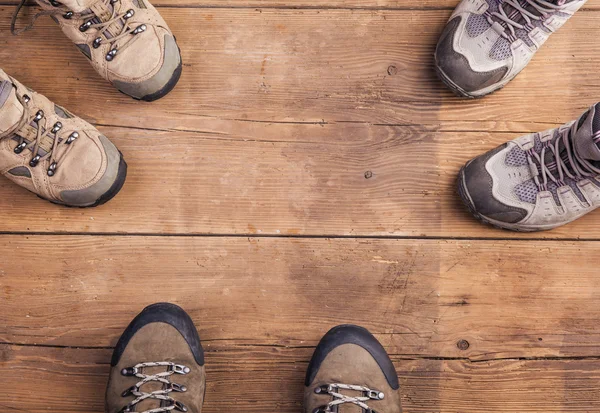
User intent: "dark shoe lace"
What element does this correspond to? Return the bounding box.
[312,383,385,413]
[4,83,79,177]
[11,0,147,61]
[486,0,568,41]
[119,361,190,413]
[526,120,600,192]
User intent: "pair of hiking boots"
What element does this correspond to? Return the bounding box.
[0,0,180,206]
[106,303,403,413]
[436,0,600,231]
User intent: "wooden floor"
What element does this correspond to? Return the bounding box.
[2,0,600,411]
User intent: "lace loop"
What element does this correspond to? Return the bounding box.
[119,361,190,413]
[485,0,567,40]
[313,383,383,413]
[526,119,600,193]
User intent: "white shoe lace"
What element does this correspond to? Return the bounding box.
[119,361,190,413]
[312,383,385,413]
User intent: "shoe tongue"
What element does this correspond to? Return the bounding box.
[0,80,24,138]
[572,103,600,162]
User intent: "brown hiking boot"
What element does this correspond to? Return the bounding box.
[12,0,182,101]
[304,325,402,413]
[0,69,126,207]
[106,303,206,413]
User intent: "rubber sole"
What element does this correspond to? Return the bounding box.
[305,324,399,390]
[38,151,128,208]
[457,165,539,233]
[140,58,183,102]
[111,302,205,367]
[434,62,506,99]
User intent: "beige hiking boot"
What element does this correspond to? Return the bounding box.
[304,325,402,413]
[0,69,126,207]
[12,0,182,101]
[106,303,206,413]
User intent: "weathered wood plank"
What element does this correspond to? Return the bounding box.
[8,0,600,10]
[2,344,600,413]
[1,125,599,237]
[1,236,600,358]
[1,8,599,131]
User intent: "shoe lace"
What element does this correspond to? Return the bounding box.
[312,383,385,413]
[11,0,147,61]
[119,361,190,413]
[526,120,600,192]
[486,0,568,41]
[4,84,79,177]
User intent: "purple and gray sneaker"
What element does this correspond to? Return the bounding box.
[458,103,600,231]
[435,0,587,98]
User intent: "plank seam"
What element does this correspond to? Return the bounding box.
[0,231,598,242]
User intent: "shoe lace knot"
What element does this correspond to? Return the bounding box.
[6,86,80,177]
[11,0,147,61]
[526,120,600,192]
[312,383,385,413]
[119,361,190,413]
[485,0,568,41]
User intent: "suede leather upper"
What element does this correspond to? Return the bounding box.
[0,69,125,206]
[304,326,402,413]
[32,0,182,99]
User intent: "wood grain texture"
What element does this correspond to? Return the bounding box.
[2,7,600,236]
[7,0,600,10]
[3,344,600,413]
[2,124,600,237]
[2,236,600,359]
[1,7,599,131]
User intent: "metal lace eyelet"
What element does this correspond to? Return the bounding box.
[93,37,103,49]
[51,122,63,134]
[65,132,79,144]
[22,94,30,103]
[106,48,118,61]
[49,0,61,6]
[79,20,92,32]
[132,24,146,35]
[33,110,44,122]
[314,385,331,394]
[367,390,384,400]
[14,142,27,154]
[118,406,132,413]
[121,385,138,397]
[29,155,41,167]
[174,401,188,412]
[120,367,138,376]
[63,11,74,19]
[123,9,134,19]
[47,162,58,176]
[171,364,191,374]
[170,383,187,392]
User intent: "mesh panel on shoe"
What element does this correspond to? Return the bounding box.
[467,13,491,37]
[505,145,528,166]
[490,37,512,61]
[515,179,539,204]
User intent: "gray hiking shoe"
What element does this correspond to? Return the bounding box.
[304,325,402,413]
[458,103,600,232]
[435,0,587,98]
